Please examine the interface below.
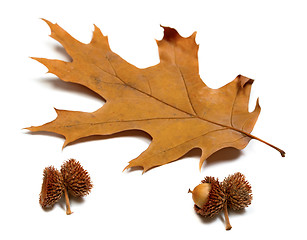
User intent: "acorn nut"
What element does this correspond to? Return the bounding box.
[189,172,252,230]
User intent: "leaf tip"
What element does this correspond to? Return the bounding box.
[30,57,40,62]
[122,165,130,172]
[62,141,68,150]
[198,151,206,171]
[160,25,180,42]
[41,18,54,28]
[123,162,136,172]
[256,97,261,109]
[92,24,103,36]
[41,18,56,36]
[23,126,32,131]
[238,74,254,88]
[41,19,61,40]
[199,161,204,171]
[30,57,50,73]
[123,162,148,174]
[24,125,40,132]
[53,108,62,116]
[189,31,197,41]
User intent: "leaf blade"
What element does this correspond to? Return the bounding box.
[28,20,285,172]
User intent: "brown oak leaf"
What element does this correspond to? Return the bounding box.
[27,20,285,172]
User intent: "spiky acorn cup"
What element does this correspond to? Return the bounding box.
[189,173,252,230]
[60,159,93,215]
[39,166,64,208]
[222,172,252,210]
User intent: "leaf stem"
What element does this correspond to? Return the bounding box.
[64,188,72,215]
[203,117,285,157]
[246,132,285,157]
[223,204,232,231]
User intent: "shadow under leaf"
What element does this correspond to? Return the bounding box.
[40,77,106,103]
[203,147,242,169]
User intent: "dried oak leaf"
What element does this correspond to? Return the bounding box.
[27,20,285,172]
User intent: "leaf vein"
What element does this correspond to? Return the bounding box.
[230,85,240,128]
[60,117,194,128]
[173,45,198,116]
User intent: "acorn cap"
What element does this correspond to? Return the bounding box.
[60,159,93,197]
[194,176,226,217]
[39,166,64,208]
[222,172,252,210]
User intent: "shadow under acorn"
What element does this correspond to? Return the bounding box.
[57,194,86,212]
[196,207,247,224]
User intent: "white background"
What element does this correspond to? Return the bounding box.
[1,0,306,239]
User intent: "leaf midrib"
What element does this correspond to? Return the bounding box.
[92,61,285,156]
[96,58,248,138]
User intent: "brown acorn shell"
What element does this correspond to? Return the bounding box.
[61,159,93,197]
[222,172,252,210]
[194,176,226,217]
[39,166,64,208]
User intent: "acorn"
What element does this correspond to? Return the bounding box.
[188,183,211,209]
[39,166,64,208]
[189,172,252,230]
[60,159,93,214]
[222,172,252,211]
[189,176,225,218]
